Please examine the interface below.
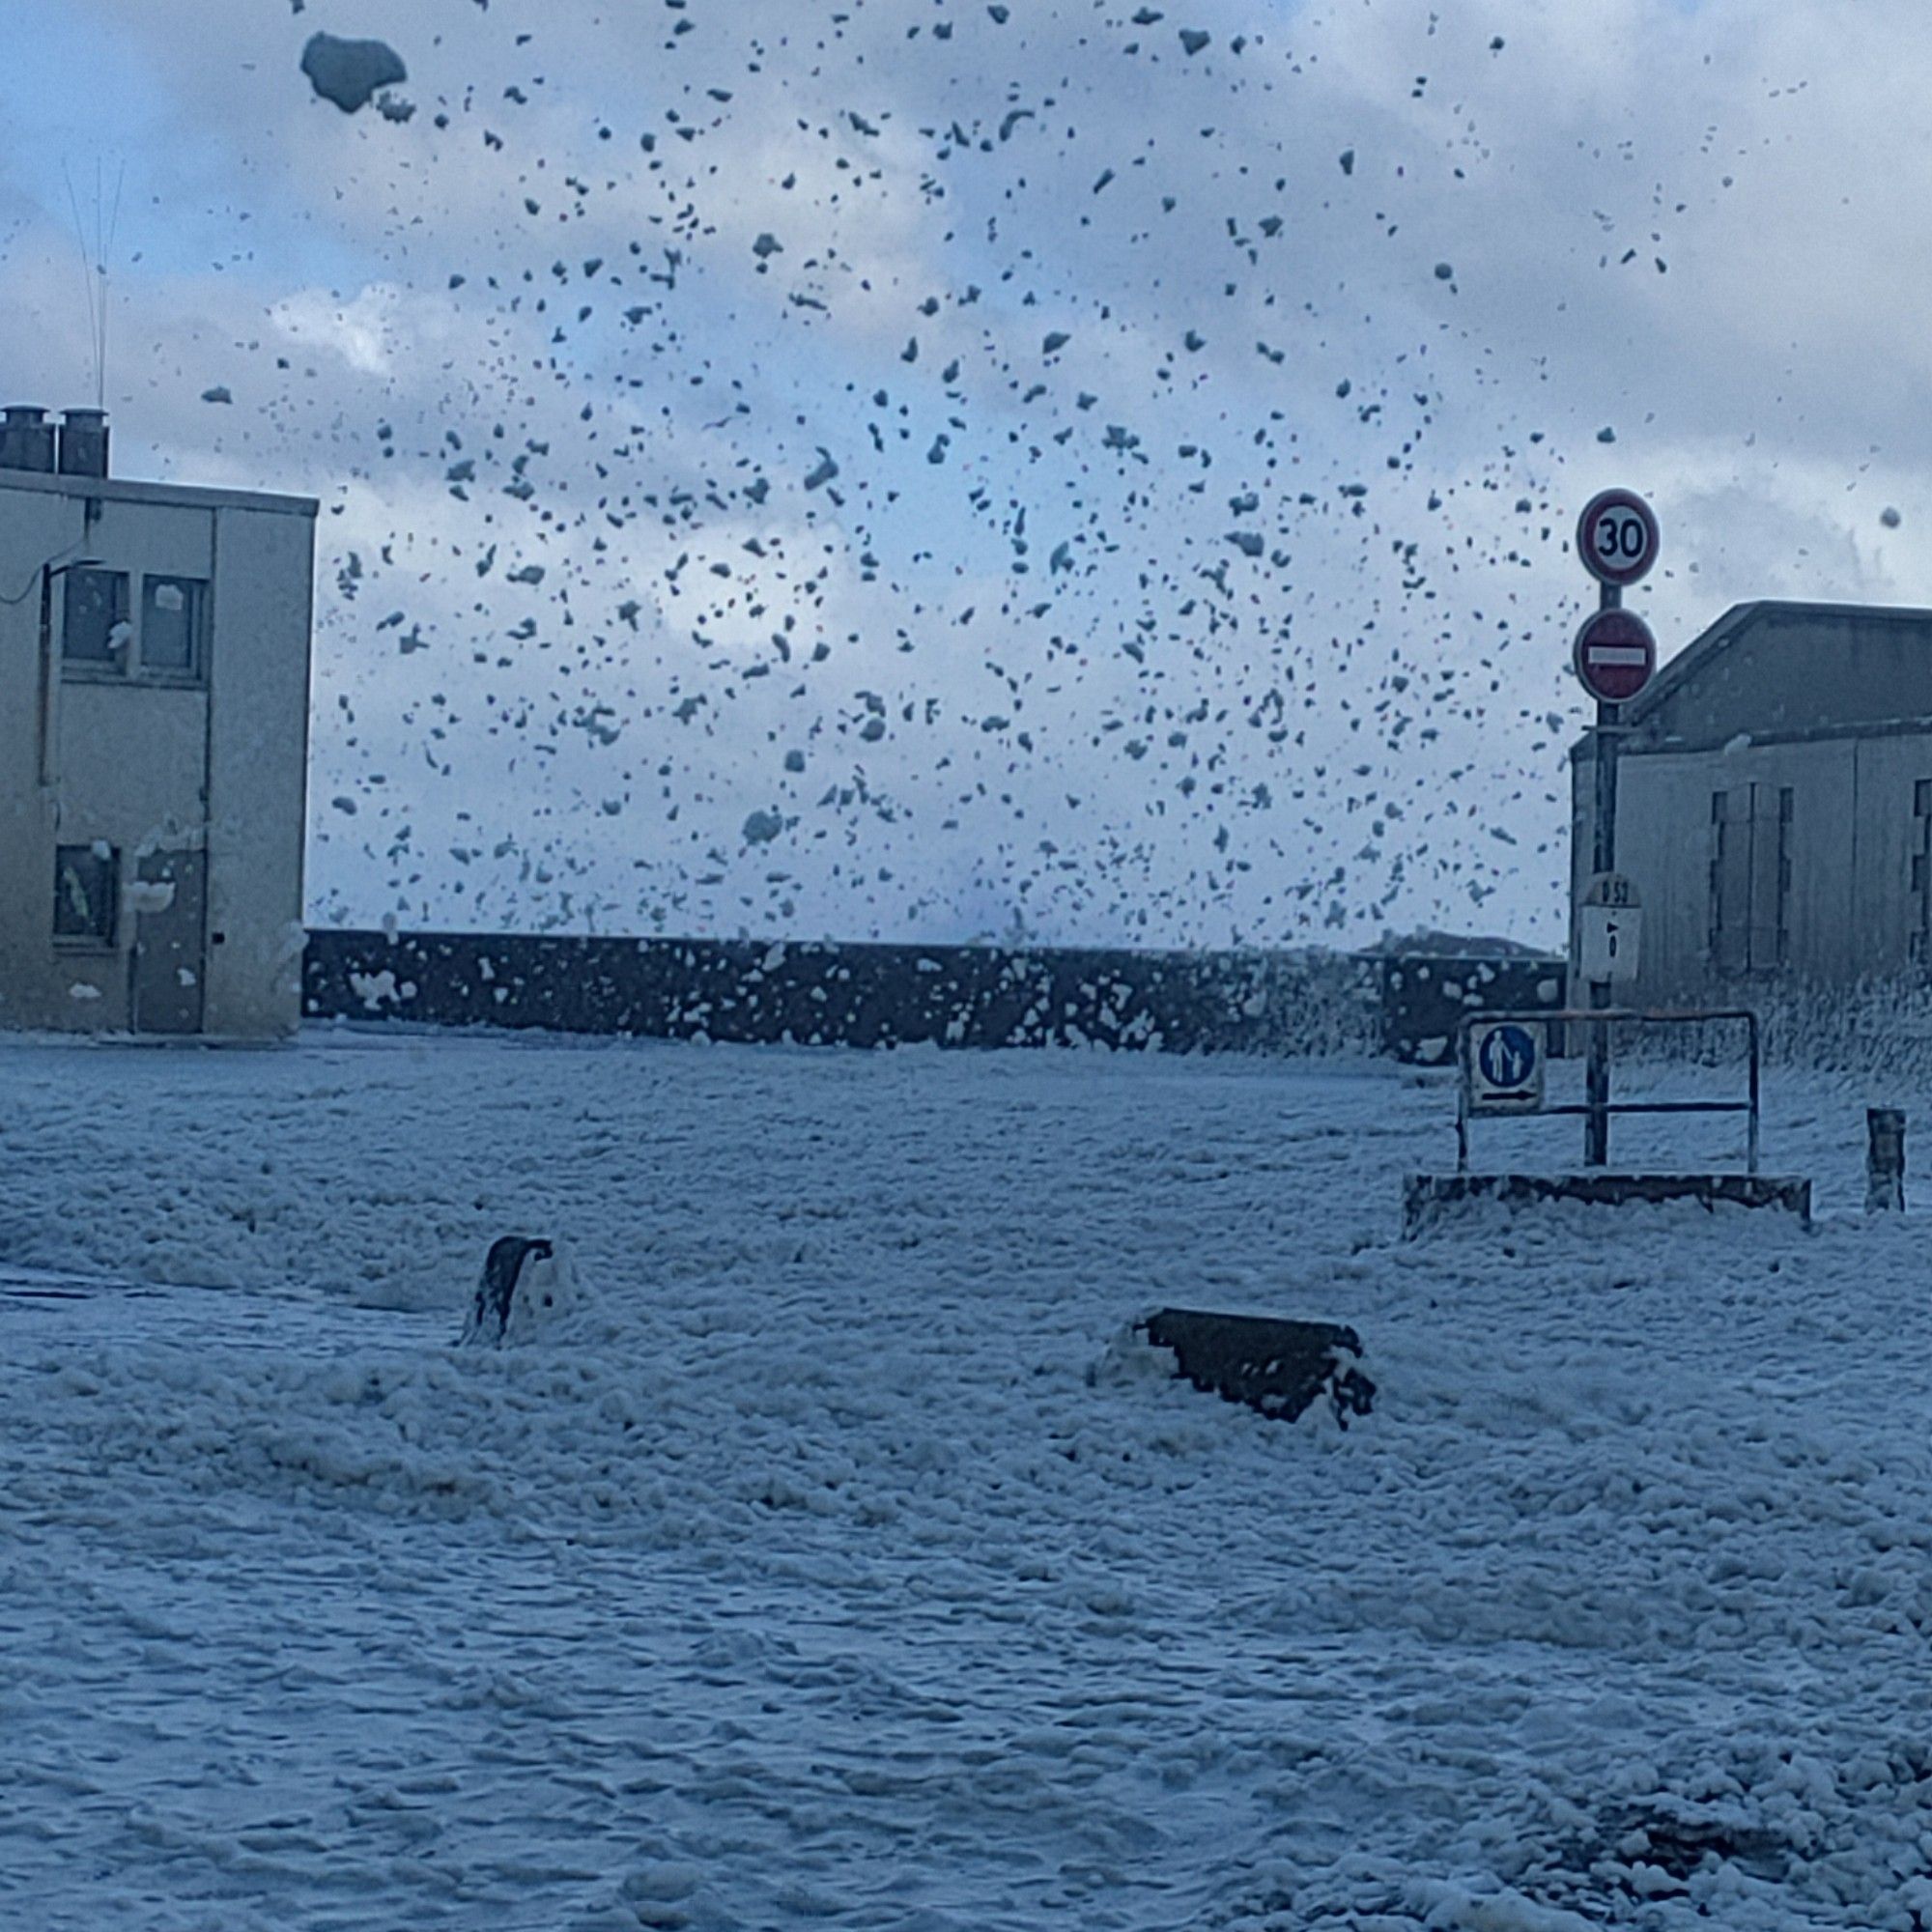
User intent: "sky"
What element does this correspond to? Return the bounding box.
[1,0,1926,951]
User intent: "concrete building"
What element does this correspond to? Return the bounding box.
[0,407,317,1037]
[1572,601,1932,1003]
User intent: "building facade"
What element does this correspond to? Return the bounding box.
[0,408,317,1037]
[1572,601,1932,1003]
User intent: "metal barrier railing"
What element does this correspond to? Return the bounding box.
[1455,1007,1760,1176]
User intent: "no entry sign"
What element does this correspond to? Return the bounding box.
[1577,488,1660,587]
[1573,607,1657,704]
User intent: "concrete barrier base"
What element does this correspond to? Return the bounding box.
[1141,1307,1374,1426]
[1403,1171,1812,1237]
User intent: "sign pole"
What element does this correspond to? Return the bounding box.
[1586,581,1620,1167]
[1572,485,1659,1171]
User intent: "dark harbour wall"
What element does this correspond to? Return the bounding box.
[302,930,1566,1058]
[304,930,1369,1054]
[1373,954,1571,1064]
[301,923,1399,1051]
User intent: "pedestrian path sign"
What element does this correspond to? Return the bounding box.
[1467,1019,1546,1115]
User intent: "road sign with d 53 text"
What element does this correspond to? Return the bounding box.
[1579,872,1642,983]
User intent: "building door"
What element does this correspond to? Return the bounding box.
[131,849,207,1035]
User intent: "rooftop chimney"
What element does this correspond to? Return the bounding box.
[57,409,109,479]
[0,406,56,473]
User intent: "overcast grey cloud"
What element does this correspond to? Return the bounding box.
[3,0,1925,947]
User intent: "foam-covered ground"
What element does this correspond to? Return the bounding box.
[3,1027,1931,1929]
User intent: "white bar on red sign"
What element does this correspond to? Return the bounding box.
[1587,645,1649,666]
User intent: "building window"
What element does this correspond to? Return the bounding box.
[60,570,210,681]
[1709,782,1793,975]
[53,843,118,947]
[62,568,131,672]
[1914,782,1932,963]
[140,576,208,677]
[1776,786,1794,967]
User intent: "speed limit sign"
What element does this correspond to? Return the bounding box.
[1577,489,1660,587]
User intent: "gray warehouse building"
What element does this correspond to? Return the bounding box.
[0,407,317,1037]
[1572,600,1932,1002]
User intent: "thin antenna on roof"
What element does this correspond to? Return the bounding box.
[62,162,96,400]
[62,156,125,412]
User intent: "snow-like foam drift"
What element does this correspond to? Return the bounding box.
[6,1032,1932,1927]
[299,32,408,115]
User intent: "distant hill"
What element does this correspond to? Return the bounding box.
[1356,928,1555,959]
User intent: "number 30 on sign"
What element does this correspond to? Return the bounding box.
[1577,488,1660,588]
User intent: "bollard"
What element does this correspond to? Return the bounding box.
[462,1234,555,1344]
[1867,1108,1906,1213]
